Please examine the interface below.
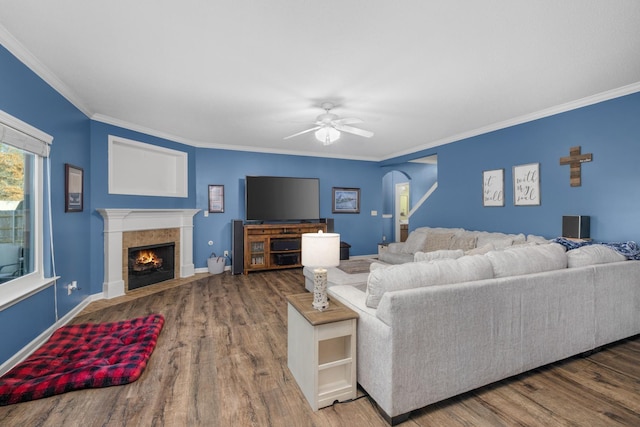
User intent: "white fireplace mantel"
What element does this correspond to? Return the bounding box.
[97,208,200,299]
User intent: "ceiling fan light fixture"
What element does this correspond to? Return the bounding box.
[315,126,340,145]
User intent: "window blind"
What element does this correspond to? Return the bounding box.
[0,110,52,157]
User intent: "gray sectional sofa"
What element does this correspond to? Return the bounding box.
[326,231,640,424]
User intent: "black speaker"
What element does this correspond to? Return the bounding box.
[562,215,590,239]
[231,219,244,275]
[272,240,300,251]
[274,253,299,266]
[320,217,334,232]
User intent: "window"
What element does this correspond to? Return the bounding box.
[0,143,34,281]
[0,110,53,310]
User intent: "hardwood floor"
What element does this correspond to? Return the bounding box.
[1,269,639,426]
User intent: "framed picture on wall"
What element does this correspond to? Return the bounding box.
[208,185,224,213]
[65,164,84,212]
[482,169,504,207]
[513,163,540,206]
[332,187,360,213]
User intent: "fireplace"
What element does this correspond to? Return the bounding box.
[98,209,200,299]
[128,242,175,290]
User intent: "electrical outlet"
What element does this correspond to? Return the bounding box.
[224,250,229,257]
[67,281,78,295]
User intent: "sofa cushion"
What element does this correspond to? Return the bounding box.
[471,231,526,249]
[465,243,495,255]
[399,230,429,254]
[567,244,627,268]
[414,249,464,262]
[526,234,550,244]
[422,232,454,252]
[486,243,567,278]
[365,255,494,308]
[370,262,390,271]
[378,251,414,265]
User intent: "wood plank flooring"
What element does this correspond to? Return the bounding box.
[1,269,639,426]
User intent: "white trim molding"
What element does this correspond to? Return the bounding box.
[0,294,92,376]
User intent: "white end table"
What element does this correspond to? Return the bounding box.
[287,293,358,411]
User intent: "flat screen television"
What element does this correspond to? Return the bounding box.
[245,176,320,222]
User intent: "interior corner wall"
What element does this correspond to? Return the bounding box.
[406,91,640,242]
[88,121,198,296]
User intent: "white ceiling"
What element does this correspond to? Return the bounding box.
[1,1,639,161]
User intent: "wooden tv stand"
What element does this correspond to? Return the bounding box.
[243,223,327,274]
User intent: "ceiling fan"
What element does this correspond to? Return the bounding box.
[284,102,374,145]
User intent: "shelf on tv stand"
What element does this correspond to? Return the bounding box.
[243,223,327,275]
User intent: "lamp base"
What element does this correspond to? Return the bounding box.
[312,268,329,311]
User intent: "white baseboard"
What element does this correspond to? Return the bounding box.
[348,254,377,260]
[195,266,231,274]
[0,296,93,376]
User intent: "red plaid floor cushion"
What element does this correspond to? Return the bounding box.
[0,313,164,405]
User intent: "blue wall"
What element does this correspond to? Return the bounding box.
[2,40,640,367]
[392,92,640,242]
[0,45,92,363]
[193,148,383,268]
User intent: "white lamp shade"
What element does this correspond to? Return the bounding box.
[301,231,340,267]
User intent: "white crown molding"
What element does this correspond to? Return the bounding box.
[0,24,93,118]
[383,82,640,161]
[3,21,638,163]
[94,82,640,163]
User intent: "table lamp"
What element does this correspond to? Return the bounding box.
[301,231,340,311]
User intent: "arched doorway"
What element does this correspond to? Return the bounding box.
[381,155,438,242]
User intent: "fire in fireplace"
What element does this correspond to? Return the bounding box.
[128,242,175,290]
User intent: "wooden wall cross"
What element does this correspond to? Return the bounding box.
[560,146,592,187]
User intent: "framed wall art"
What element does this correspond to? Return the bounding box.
[332,187,360,214]
[208,185,224,213]
[65,163,84,212]
[482,169,504,207]
[513,163,540,206]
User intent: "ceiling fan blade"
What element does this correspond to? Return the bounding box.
[334,124,374,138]
[283,126,322,140]
[333,117,363,125]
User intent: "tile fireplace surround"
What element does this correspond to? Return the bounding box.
[98,209,200,299]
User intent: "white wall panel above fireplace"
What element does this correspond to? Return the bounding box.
[108,135,188,197]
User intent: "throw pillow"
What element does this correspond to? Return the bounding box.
[365,255,494,308]
[449,235,477,251]
[414,249,464,262]
[567,244,627,268]
[422,232,454,252]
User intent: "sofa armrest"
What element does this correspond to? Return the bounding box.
[386,242,404,253]
[328,285,376,317]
